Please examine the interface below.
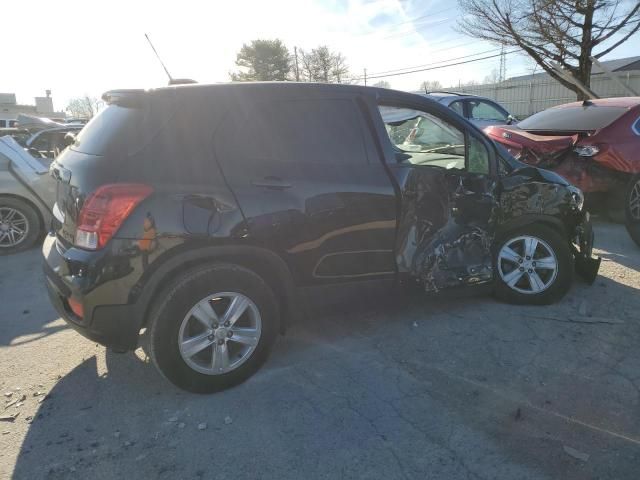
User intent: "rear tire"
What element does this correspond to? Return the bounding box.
[494,224,573,305]
[624,174,640,247]
[148,264,279,393]
[0,197,41,255]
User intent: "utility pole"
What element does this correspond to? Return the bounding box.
[364,68,367,86]
[498,44,507,83]
[294,46,300,82]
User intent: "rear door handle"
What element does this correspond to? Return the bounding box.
[251,176,292,190]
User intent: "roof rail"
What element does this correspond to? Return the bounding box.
[426,90,476,96]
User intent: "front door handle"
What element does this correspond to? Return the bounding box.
[251,176,292,190]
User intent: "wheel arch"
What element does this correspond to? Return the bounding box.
[135,245,300,336]
[495,214,569,240]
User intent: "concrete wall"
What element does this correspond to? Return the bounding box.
[447,72,640,118]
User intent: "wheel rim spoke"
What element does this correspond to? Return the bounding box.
[503,268,524,287]
[180,331,214,358]
[229,327,259,346]
[3,209,16,221]
[499,246,520,263]
[191,301,218,328]
[222,295,249,327]
[631,183,640,219]
[211,342,229,372]
[524,237,538,257]
[534,256,556,270]
[528,271,545,292]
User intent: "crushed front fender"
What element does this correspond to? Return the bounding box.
[572,211,601,284]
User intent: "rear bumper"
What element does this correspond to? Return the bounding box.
[573,210,601,284]
[42,234,141,351]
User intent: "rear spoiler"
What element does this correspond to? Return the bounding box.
[101,89,147,107]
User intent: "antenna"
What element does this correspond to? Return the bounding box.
[145,33,174,83]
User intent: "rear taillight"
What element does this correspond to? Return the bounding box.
[75,184,153,250]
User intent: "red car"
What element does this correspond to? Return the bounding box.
[485,97,640,246]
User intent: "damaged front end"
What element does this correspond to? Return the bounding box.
[572,210,601,284]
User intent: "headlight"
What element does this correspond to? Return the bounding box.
[568,185,584,210]
[574,145,599,157]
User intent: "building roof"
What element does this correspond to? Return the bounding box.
[508,55,640,81]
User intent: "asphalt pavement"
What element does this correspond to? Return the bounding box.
[1,220,639,479]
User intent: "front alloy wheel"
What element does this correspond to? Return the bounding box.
[494,224,572,305]
[497,236,558,295]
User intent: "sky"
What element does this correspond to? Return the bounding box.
[3,0,639,112]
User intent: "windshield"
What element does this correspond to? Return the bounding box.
[518,104,628,131]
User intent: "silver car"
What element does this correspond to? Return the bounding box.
[418,92,517,128]
[0,135,56,254]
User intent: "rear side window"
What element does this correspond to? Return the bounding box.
[449,101,464,117]
[519,104,628,131]
[217,98,369,166]
[469,100,508,122]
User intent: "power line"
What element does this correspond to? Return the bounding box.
[350,50,519,81]
[361,48,502,77]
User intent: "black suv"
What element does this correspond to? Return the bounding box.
[43,83,600,393]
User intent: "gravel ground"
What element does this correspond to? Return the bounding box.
[1,220,639,480]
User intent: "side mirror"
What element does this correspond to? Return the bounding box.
[506,114,517,125]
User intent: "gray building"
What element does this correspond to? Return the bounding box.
[447,56,640,118]
[0,92,66,128]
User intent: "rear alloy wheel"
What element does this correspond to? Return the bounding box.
[148,264,278,393]
[625,174,640,247]
[0,198,40,255]
[494,224,572,305]
[178,292,262,376]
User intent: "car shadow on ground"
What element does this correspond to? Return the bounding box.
[11,269,640,479]
[0,249,66,347]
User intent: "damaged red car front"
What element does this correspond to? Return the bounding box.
[485,97,640,246]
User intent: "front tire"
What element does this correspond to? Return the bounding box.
[624,174,640,247]
[0,197,41,255]
[494,224,573,305]
[148,264,279,393]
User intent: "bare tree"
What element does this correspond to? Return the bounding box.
[299,46,350,83]
[373,80,392,88]
[331,52,350,83]
[420,80,443,92]
[458,0,640,99]
[483,68,501,84]
[66,96,101,119]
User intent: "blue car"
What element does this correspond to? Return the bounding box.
[416,91,517,128]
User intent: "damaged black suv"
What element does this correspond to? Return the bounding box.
[43,83,600,393]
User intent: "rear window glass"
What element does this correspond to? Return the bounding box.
[518,104,627,131]
[71,94,175,156]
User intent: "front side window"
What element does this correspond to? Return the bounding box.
[378,105,489,175]
[469,100,508,122]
